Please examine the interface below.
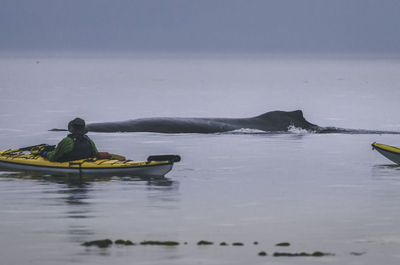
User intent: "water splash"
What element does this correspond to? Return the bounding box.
[287,125,313,134]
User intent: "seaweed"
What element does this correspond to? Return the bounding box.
[350,251,366,256]
[82,239,113,248]
[115,239,135,245]
[273,251,334,257]
[275,242,290,247]
[140,241,179,246]
[197,240,214,245]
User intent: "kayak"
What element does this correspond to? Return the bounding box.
[0,149,180,177]
[372,142,400,165]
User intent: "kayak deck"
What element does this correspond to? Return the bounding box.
[0,151,176,177]
[372,142,400,165]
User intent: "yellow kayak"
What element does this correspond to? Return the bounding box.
[0,148,180,177]
[372,142,400,165]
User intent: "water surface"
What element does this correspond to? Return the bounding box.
[0,54,400,264]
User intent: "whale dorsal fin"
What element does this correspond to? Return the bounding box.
[255,110,304,120]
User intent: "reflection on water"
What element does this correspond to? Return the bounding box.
[372,164,400,180]
[0,171,179,252]
[0,171,176,187]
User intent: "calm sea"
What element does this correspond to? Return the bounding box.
[0,53,400,265]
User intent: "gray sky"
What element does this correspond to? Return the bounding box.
[1,0,399,53]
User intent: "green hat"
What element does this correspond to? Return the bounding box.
[68,118,88,134]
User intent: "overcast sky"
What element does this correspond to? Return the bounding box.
[1,0,399,53]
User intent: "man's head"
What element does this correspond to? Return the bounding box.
[68,118,87,135]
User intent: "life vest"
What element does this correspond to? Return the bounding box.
[61,134,94,162]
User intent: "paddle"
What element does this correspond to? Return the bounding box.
[1,143,48,155]
[96,154,180,162]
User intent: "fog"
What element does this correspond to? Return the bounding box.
[1,0,399,53]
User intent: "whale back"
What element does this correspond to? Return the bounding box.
[86,117,239,133]
[51,110,400,134]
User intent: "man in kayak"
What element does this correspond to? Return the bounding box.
[42,118,98,162]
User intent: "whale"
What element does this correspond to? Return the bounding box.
[50,110,400,134]
[85,110,318,133]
